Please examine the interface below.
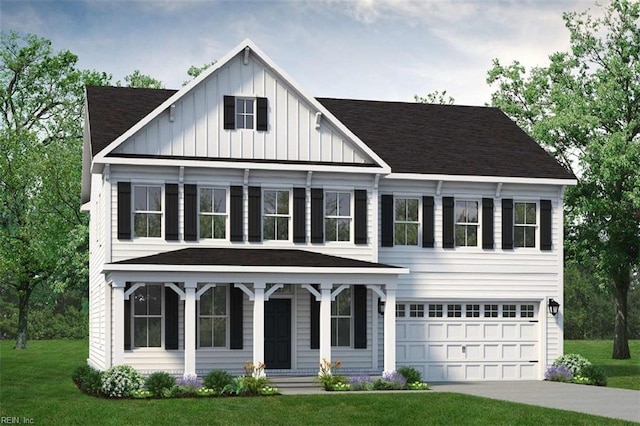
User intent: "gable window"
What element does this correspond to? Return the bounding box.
[331,288,351,346]
[199,188,227,239]
[236,98,254,129]
[198,286,228,348]
[263,189,290,240]
[133,185,162,238]
[455,200,478,247]
[514,202,537,247]
[395,198,419,245]
[325,191,351,242]
[132,285,162,348]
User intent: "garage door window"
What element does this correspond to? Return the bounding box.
[410,304,425,317]
[521,304,535,318]
[428,304,443,318]
[465,304,480,317]
[502,304,517,318]
[447,304,462,317]
[484,304,499,318]
[396,304,406,318]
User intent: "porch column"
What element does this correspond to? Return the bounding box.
[383,283,397,373]
[319,282,333,365]
[253,282,266,369]
[111,280,125,366]
[184,281,197,376]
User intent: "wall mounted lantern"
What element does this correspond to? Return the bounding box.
[548,298,560,316]
[378,299,385,316]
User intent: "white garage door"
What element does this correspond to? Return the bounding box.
[396,302,540,381]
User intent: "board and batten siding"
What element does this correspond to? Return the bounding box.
[112,54,371,165]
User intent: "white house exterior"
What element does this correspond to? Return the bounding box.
[81,40,576,381]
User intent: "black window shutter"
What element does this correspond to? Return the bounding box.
[184,184,198,241]
[165,184,179,241]
[256,97,268,131]
[293,188,306,243]
[353,285,367,349]
[230,186,243,242]
[224,96,235,130]
[117,182,131,240]
[311,189,324,243]
[423,196,435,248]
[165,287,179,350]
[540,199,552,251]
[124,283,131,350]
[229,286,243,349]
[381,194,394,247]
[482,198,494,249]
[310,285,320,349]
[354,190,367,245]
[248,186,262,242]
[502,199,514,249]
[442,197,455,249]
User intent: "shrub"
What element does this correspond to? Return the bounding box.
[348,375,374,391]
[72,364,103,396]
[544,365,573,382]
[203,370,233,393]
[552,353,592,376]
[223,376,248,396]
[101,365,145,398]
[145,372,176,397]
[397,366,422,384]
[574,364,607,386]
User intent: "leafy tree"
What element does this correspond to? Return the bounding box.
[183,61,216,86]
[414,90,455,105]
[117,69,163,89]
[487,0,639,358]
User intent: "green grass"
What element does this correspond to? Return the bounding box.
[564,340,640,390]
[0,340,637,425]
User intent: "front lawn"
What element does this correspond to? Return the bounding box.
[564,340,640,390]
[0,340,635,425]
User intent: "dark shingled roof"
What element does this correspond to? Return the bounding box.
[86,86,574,180]
[113,247,399,269]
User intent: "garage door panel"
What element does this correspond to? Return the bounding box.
[483,324,500,339]
[428,344,446,361]
[466,344,482,359]
[520,343,537,359]
[521,364,538,379]
[465,365,482,380]
[465,324,482,339]
[484,344,500,359]
[428,323,445,339]
[446,324,464,339]
[447,345,464,360]
[408,344,425,360]
[502,324,518,338]
[521,323,537,339]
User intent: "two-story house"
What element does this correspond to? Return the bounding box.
[81,40,575,382]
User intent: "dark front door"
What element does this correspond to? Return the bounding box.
[265,299,291,369]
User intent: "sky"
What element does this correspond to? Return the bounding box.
[1,0,603,106]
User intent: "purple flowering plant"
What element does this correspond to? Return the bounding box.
[544,364,573,382]
[348,374,374,391]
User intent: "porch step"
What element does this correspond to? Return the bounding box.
[268,376,320,390]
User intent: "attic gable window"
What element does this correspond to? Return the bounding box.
[224,95,268,131]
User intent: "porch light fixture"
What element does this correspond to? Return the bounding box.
[548,298,560,316]
[378,299,385,316]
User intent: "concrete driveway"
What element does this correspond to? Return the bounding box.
[432,381,640,423]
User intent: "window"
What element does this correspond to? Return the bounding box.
[484,304,499,318]
[395,198,419,245]
[236,98,254,129]
[466,304,480,318]
[455,200,478,246]
[132,285,162,348]
[447,304,462,318]
[396,304,406,318]
[514,202,537,247]
[331,288,351,346]
[133,185,162,238]
[263,190,290,240]
[410,304,425,317]
[520,304,535,318]
[428,304,443,318]
[199,188,226,239]
[198,286,227,348]
[325,191,351,242]
[502,304,517,318]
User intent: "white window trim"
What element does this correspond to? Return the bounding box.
[454,199,480,248]
[198,187,228,240]
[324,190,353,243]
[132,184,164,239]
[235,97,255,130]
[262,188,291,242]
[331,286,352,347]
[197,285,229,349]
[513,201,539,249]
[394,197,421,246]
[131,284,164,349]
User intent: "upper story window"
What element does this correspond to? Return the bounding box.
[455,200,478,247]
[199,188,227,239]
[133,185,162,238]
[395,198,419,246]
[514,202,537,248]
[198,286,228,348]
[325,191,351,242]
[331,288,351,347]
[263,189,290,241]
[132,285,163,348]
[236,98,254,129]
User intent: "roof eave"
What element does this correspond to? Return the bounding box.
[383,172,577,186]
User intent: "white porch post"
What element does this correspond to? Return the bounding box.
[319,282,333,366]
[253,281,266,369]
[383,283,397,373]
[184,281,197,376]
[111,280,125,366]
